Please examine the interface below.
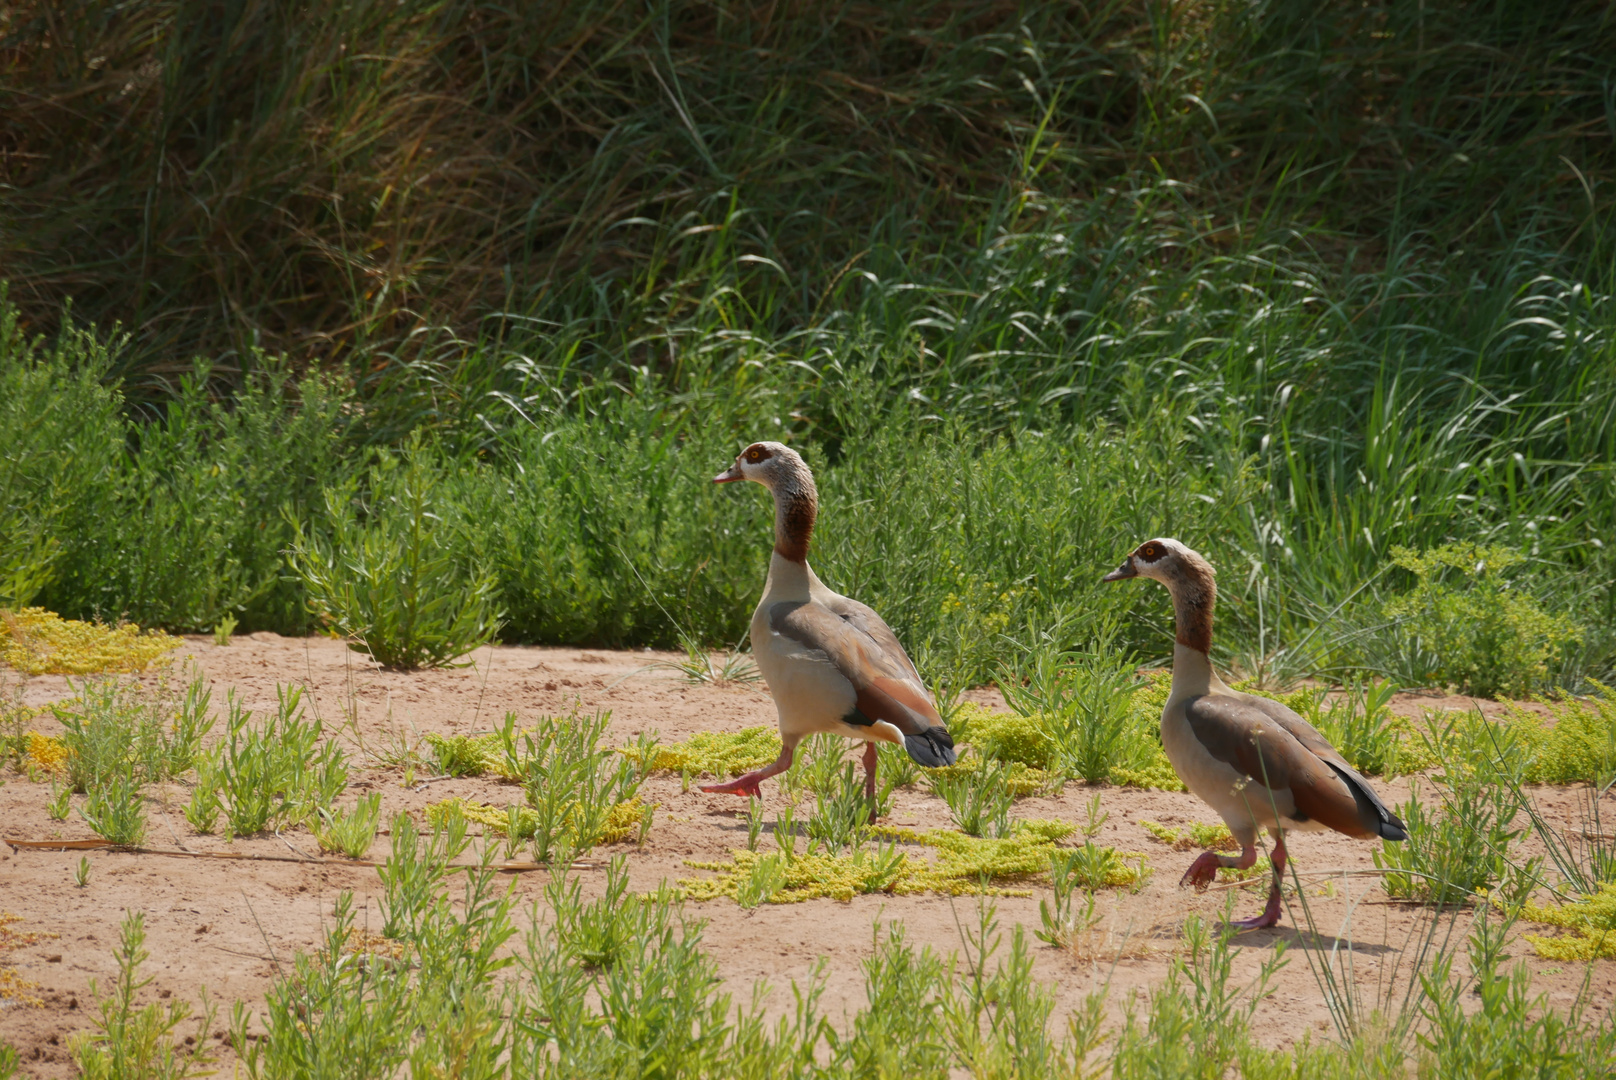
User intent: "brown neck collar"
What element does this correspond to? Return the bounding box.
[771,467,817,564]
[1166,561,1216,655]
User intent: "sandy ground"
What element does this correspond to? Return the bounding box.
[2,635,1612,1076]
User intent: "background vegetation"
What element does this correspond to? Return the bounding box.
[3,0,1614,691]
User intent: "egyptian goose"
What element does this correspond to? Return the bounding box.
[1102,538,1406,929]
[703,441,956,802]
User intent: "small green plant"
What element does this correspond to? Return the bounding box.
[774,803,799,860]
[997,638,1147,784]
[735,853,789,909]
[74,856,91,888]
[548,856,679,969]
[47,781,71,820]
[211,613,238,647]
[1383,543,1580,699]
[288,443,503,671]
[71,911,215,1080]
[496,709,646,864]
[183,754,222,835]
[806,761,875,853]
[1374,775,1527,906]
[659,632,761,687]
[1037,856,1101,949]
[929,756,1015,838]
[79,770,146,847]
[875,740,921,788]
[316,792,384,859]
[742,799,765,851]
[215,686,347,835]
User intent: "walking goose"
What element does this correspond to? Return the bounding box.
[1102,538,1406,929]
[703,442,956,802]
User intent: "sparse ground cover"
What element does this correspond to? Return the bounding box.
[1,637,1613,1076]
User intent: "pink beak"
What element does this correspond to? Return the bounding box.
[713,462,744,484]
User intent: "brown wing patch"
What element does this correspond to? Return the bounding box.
[769,600,941,737]
[1183,695,1376,839]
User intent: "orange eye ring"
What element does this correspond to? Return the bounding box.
[745,448,764,463]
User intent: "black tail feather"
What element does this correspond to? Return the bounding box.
[1325,760,1407,841]
[904,726,956,768]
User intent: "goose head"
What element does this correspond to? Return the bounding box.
[714,441,807,489]
[1101,538,1215,591]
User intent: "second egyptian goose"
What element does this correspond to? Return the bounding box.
[1103,538,1407,929]
[702,442,957,801]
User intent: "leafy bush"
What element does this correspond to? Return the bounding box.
[290,443,501,670]
[55,673,211,792]
[1384,544,1581,699]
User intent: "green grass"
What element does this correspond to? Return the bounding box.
[0,3,1611,695]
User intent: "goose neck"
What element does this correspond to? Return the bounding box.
[770,471,817,564]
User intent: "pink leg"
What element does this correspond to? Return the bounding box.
[1180,844,1258,891]
[862,741,879,803]
[700,744,795,798]
[1228,834,1287,931]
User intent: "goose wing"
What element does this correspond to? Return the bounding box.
[1182,693,1407,841]
[767,596,940,737]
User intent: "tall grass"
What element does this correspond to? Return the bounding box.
[0,2,1612,687]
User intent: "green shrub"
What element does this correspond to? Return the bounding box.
[1383,544,1581,699]
[290,443,501,670]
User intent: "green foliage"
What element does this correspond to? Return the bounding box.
[1384,544,1582,699]
[998,639,1156,784]
[71,911,215,1080]
[1374,773,1528,907]
[493,710,648,863]
[78,770,147,848]
[290,443,502,670]
[213,686,348,836]
[55,674,211,792]
[929,757,1017,838]
[41,363,353,635]
[1501,684,1616,786]
[1418,912,1616,1078]
[315,792,384,860]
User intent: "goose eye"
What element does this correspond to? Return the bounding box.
[1138,542,1164,561]
[745,448,763,463]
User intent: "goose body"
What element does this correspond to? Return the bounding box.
[1104,538,1406,928]
[703,442,956,801]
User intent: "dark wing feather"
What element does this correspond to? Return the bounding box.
[1238,694,1407,841]
[1182,694,1378,839]
[768,598,941,737]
